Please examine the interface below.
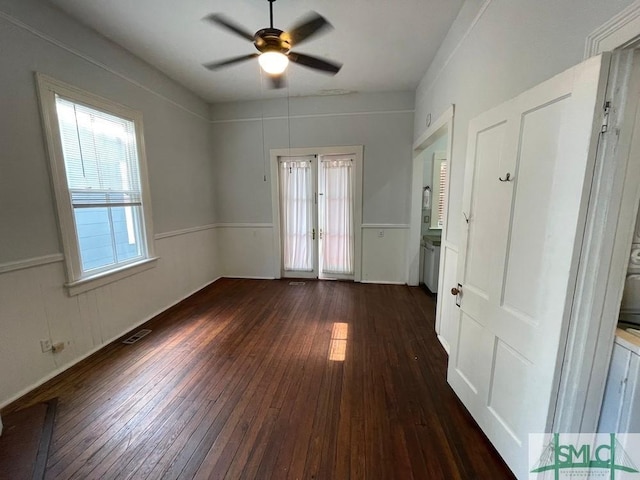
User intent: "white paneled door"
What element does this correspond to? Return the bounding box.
[448,54,610,479]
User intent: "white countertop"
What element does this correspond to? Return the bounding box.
[615,328,640,355]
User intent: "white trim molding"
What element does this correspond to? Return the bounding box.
[66,257,159,296]
[0,254,64,274]
[413,105,455,151]
[360,280,406,285]
[584,1,640,58]
[215,223,274,229]
[210,109,414,124]
[361,224,410,229]
[154,223,218,240]
[223,275,276,280]
[0,11,208,121]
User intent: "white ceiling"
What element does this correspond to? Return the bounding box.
[48,0,464,103]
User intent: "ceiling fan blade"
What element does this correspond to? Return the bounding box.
[288,52,342,74]
[287,12,332,46]
[203,14,255,42]
[203,53,258,70]
[268,74,286,89]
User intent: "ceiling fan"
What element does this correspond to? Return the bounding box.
[202,0,342,89]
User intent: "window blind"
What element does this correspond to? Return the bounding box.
[55,96,142,208]
[437,161,447,228]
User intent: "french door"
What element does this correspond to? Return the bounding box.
[278,154,355,280]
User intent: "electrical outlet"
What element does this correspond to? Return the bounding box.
[52,342,65,353]
[40,339,52,353]
[377,230,384,238]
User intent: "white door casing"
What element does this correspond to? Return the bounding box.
[449,54,610,479]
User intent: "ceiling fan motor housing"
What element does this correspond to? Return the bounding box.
[254,28,291,54]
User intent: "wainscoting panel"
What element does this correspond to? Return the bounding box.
[216,224,276,279]
[0,226,219,408]
[361,226,408,284]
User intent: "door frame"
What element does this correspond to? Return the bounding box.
[407,105,454,287]
[554,9,640,432]
[270,146,363,281]
[554,49,640,433]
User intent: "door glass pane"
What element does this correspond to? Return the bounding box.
[280,159,314,271]
[320,157,354,275]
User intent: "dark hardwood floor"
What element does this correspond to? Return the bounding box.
[2,278,514,479]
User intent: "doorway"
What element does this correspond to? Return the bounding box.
[270,146,364,281]
[408,106,454,351]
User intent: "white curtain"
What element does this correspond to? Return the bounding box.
[280,158,313,271]
[321,157,354,274]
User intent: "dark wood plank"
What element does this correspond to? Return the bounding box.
[1,278,515,480]
[0,400,55,480]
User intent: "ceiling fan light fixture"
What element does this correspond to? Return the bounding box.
[258,51,289,74]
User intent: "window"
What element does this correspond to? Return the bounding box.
[37,74,156,295]
[430,152,448,230]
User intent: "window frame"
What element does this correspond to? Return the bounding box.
[36,74,157,295]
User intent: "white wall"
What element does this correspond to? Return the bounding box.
[210,92,415,281]
[413,0,635,356]
[414,0,635,249]
[0,0,220,407]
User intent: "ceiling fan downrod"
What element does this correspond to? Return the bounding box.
[269,0,275,29]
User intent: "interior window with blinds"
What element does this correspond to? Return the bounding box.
[431,154,447,229]
[436,160,447,228]
[55,96,147,274]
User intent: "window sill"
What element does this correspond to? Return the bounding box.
[65,257,159,296]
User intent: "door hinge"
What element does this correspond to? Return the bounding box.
[601,101,611,133]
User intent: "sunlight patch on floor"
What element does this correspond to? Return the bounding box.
[329,322,348,361]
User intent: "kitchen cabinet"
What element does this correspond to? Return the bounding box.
[422,237,440,293]
[598,329,640,433]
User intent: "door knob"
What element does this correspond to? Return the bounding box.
[451,283,462,308]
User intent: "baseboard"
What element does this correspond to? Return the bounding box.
[359,280,406,285]
[222,275,276,280]
[0,276,222,409]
